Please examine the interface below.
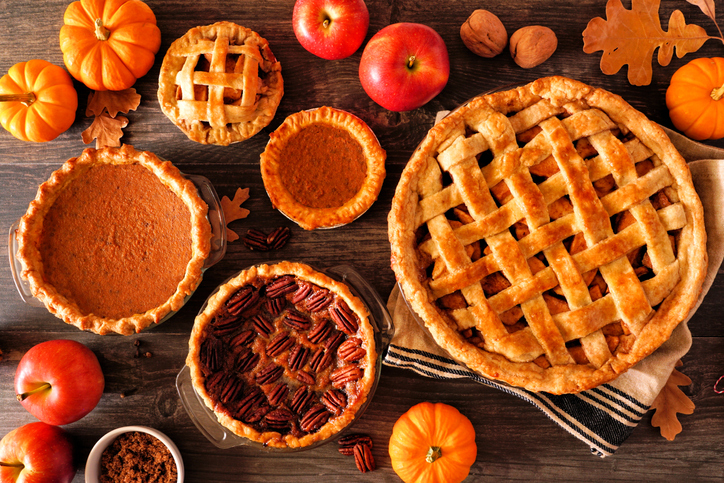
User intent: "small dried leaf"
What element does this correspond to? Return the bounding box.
[86,88,141,118]
[650,360,695,441]
[583,0,709,85]
[221,187,251,242]
[81,112,129,148]
[687,0,715,21]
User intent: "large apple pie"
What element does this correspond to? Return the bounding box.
[388,77,707,394]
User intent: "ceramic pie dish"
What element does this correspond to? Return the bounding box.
[11,145,224,335]
[179,261,392,450]
[388,76,707,394]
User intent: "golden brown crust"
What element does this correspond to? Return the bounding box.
[16,145,212,335]
[157,21,283,146]
[388,76,707,394]
[187,261,377,448]
[260,107,386,230]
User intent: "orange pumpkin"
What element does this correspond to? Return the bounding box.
[59,0,161,91]
[0,60,78,142]
[666,57,724,141]
[388,402,477,483]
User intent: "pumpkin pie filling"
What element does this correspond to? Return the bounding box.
[39,164,193,320]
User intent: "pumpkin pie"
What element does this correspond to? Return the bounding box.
[260,106,386,230]
[15,145,212,335]
[157,21,284,146]
[186,261,377,448]
[388,77,707,394]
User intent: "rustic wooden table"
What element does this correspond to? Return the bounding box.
[1,0,723,481]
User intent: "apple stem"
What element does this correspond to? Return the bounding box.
[323,18,330,29]
[0,461,24,468]
[16,382,52,401]
[407,55,416,69]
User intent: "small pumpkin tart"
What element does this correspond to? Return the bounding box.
[186,261,377,449]
[260,106,386,230]
[15,145,212,335]
[157,21,284,146]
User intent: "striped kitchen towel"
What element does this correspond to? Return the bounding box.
[383,127,724,457]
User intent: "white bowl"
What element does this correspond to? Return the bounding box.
[85,425,184,483]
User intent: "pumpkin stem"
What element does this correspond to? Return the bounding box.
[425,446,442,463]
[0,92,36,106]
[94,18,111,41]
[712,82,724,102]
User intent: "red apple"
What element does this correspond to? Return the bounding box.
[359,23,450,112]
[0,422,76,483]
[293,0,369,60]
[15,339,104,426]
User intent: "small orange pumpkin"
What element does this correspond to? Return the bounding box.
[0,60,78,142]
[666,57,724,141]
[388,402,477,483]
[59,0,161,91]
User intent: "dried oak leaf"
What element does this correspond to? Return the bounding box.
[86,88,141,118]
[650,360,695,441]
[583,0,709,86]
[221,187,251,242]
[81,112,129,148]
[687,0,715,22]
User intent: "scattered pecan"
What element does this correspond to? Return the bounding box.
[321,389,347,416]
[330,301,358,334]
[353,442,376,473]
[331,365,363,388]
[252,314,274,337]
[288,345,310,371]
[265,297,285,316]
[296,370,315,385]
[325,332,346,352]
[265,275,298,298]
[255,363,284,385]
[283,311,311,331]
[229,329,255,348]
[309,347,333,373]
[227,286,259,316]
[308,321,332,344]
[266,332,295,357]
[338,337,366,362]
[235,347,260,373]
[242,229,270,251]
[305,289,332,312]
[266,383,289,407]
[291,283,313,304]
[200,338,224,374]
[290,386,315,415]
[338,434,372,455]
[300,404,330,433]
[267,226,291,250]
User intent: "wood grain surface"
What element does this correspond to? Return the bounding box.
[1,0,723,481]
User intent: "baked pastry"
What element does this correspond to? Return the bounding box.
[260,106,386,230]
[16,145,212,335]
[158,21,283,145]
[388,76,707,394]
[187,261,377,448]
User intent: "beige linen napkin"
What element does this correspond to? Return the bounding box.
[382,125,724,457]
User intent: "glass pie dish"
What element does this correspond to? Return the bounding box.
[176,262,393,450]
[8,173,226,328]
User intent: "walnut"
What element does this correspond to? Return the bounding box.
[460,10,508,58]
[509,25,557,68]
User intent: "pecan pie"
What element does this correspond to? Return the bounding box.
[157,21,284,145]
[15,145,212,335]
[187,261,377,448]
[389,77,707,394]
[260,106,386,230]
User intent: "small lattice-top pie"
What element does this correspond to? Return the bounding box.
[260,107,386,230]
[389,77,707,394]
[16,145,212,335]
[158,21,283,145]
[187,261,377,448]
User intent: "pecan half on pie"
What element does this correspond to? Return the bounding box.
[157,21,284,145]
[260,106,386,230]
[389,76,707,394]
[15,145,212,335]
[187,261,377,448]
